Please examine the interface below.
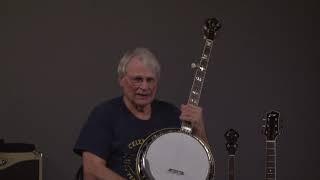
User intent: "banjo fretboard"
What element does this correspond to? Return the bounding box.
[188,39,214,106]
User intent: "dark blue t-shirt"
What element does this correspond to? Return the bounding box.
[74,96,181,179]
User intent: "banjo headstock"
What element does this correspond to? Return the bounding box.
[225,129,239,155]
[203,17,221,40]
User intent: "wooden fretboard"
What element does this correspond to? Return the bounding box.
[187,39,214,106]
[265,140,276,180]
[228,155,235,180]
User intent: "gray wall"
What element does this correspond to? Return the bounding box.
[1,0,319,179]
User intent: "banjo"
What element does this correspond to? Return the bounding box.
[136,18,221,180]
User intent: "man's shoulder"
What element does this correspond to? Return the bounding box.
[90,96,123,113]
[96,96,122,107]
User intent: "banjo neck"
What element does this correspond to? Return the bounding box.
[187,38,214,107]
[181,38,214,133]
[181,18,221,133]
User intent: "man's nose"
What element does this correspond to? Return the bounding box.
[139,80,149,89]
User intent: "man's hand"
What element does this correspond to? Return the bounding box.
[179,104,208,142]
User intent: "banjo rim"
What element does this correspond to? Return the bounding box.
[136,128,215,180]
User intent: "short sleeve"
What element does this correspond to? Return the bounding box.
[73,102,114,160]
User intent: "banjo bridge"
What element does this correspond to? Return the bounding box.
[168,168,185,175]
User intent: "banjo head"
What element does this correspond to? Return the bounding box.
[136,129,214,180]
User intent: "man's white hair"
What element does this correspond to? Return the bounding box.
[117,47,161,79]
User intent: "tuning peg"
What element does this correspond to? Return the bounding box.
[191,63,198,69]
[203,35,207,40]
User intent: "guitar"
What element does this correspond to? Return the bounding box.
[225,129,239,180]
[262,110,281,180]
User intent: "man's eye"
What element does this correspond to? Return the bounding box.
[147,78,155,83]
[133,77,143,82]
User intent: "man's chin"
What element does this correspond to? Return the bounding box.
[134,98,152,106]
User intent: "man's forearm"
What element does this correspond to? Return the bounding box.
[83,165,126,180]
[82,151,126,180]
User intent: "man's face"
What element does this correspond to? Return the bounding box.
[119,56,158,108]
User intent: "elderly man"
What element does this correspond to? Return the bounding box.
[74,47,207,179]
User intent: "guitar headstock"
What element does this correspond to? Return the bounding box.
[225,129,239,155]
[203,17,221,40]
[262,110,281,140]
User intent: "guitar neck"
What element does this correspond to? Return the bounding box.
[228,155,235,180]
[187,39,214,106]
[265,140,276,180]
